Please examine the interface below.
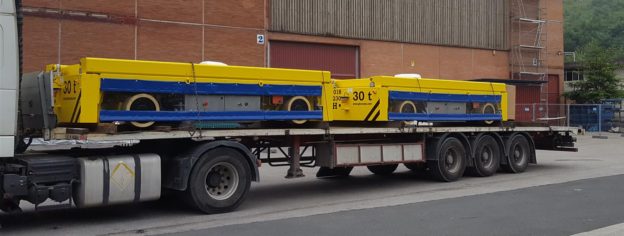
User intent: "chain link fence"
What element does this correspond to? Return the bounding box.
[515,102,624,136]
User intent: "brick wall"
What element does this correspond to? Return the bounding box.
[19,0,561,84]
[21,0,266,72]
[270,32,510,80]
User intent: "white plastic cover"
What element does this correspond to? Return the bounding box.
[0,3,17,90]
[394,73,422,79]
[0,0,16,14]
[0,3,18,157]
[199,61,228,66]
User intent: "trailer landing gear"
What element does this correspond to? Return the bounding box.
[286,136,305,178]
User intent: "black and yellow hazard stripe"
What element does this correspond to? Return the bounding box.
[70,92,82,123]
[363,99,381,121]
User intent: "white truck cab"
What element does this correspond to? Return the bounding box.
[0,0,18,157]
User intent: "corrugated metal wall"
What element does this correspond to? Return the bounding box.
[270,0,510,50]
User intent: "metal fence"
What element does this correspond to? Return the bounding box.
[515,103,624,134]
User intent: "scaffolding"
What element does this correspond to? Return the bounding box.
[511,0,549,104]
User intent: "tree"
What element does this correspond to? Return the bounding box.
[563,42,624,104]
[564,0,624,59]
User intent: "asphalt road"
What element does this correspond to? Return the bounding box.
[1,133,624,236]
[172,174,624,236]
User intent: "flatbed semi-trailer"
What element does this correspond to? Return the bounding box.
[1,123,576,213]
[0,0,577,214]
[52,125,576,142]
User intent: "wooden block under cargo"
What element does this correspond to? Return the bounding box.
[507,85,517,121]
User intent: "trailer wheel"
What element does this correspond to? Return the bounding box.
[428,137,467,182]
[469,135,501,177]
[502,134,530,173]
[404,162,427,172]
[367,164,398,175]
[124,93,160,128]
[316,167,353,178]
[284,96,312,125]
[186,148,251,214]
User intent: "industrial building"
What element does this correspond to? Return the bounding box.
[21,0,564,119]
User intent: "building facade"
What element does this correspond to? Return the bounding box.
[564,62,624,95]
[21,0,564,111]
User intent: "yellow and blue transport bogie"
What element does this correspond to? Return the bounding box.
[330,76,508,122]
[49,58,332,126]
[47,58,509,128]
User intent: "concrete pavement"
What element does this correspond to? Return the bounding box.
[171,174,624,236]
[1,133,623,236]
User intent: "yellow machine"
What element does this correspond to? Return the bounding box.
[45,58,509,128]
[48,58,332,127]
[330,75,509,122]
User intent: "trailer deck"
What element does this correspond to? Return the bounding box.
[51,125,579,142]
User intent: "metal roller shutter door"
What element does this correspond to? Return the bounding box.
[269,41,358,79]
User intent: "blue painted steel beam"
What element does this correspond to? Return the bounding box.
[100,110,323,122]
[389,91,501,103]
[100,78,323,96]
[388,112,502,121]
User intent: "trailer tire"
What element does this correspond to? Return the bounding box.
[316,167,353,178]
[427,137,467,182]
[186,148,251,214]
[502,134,530,173]
[469,135,501,177]
[367,164,398,175]
[404,162,427,172]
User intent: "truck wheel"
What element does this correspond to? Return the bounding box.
[502,134,530,173]
[404,162,427,172]
[316,167,353,178]
[186,148,251,214]
[367,164,398,175]
[284,96,312,125]
[427,137,467,182]
[469,135,501,177]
